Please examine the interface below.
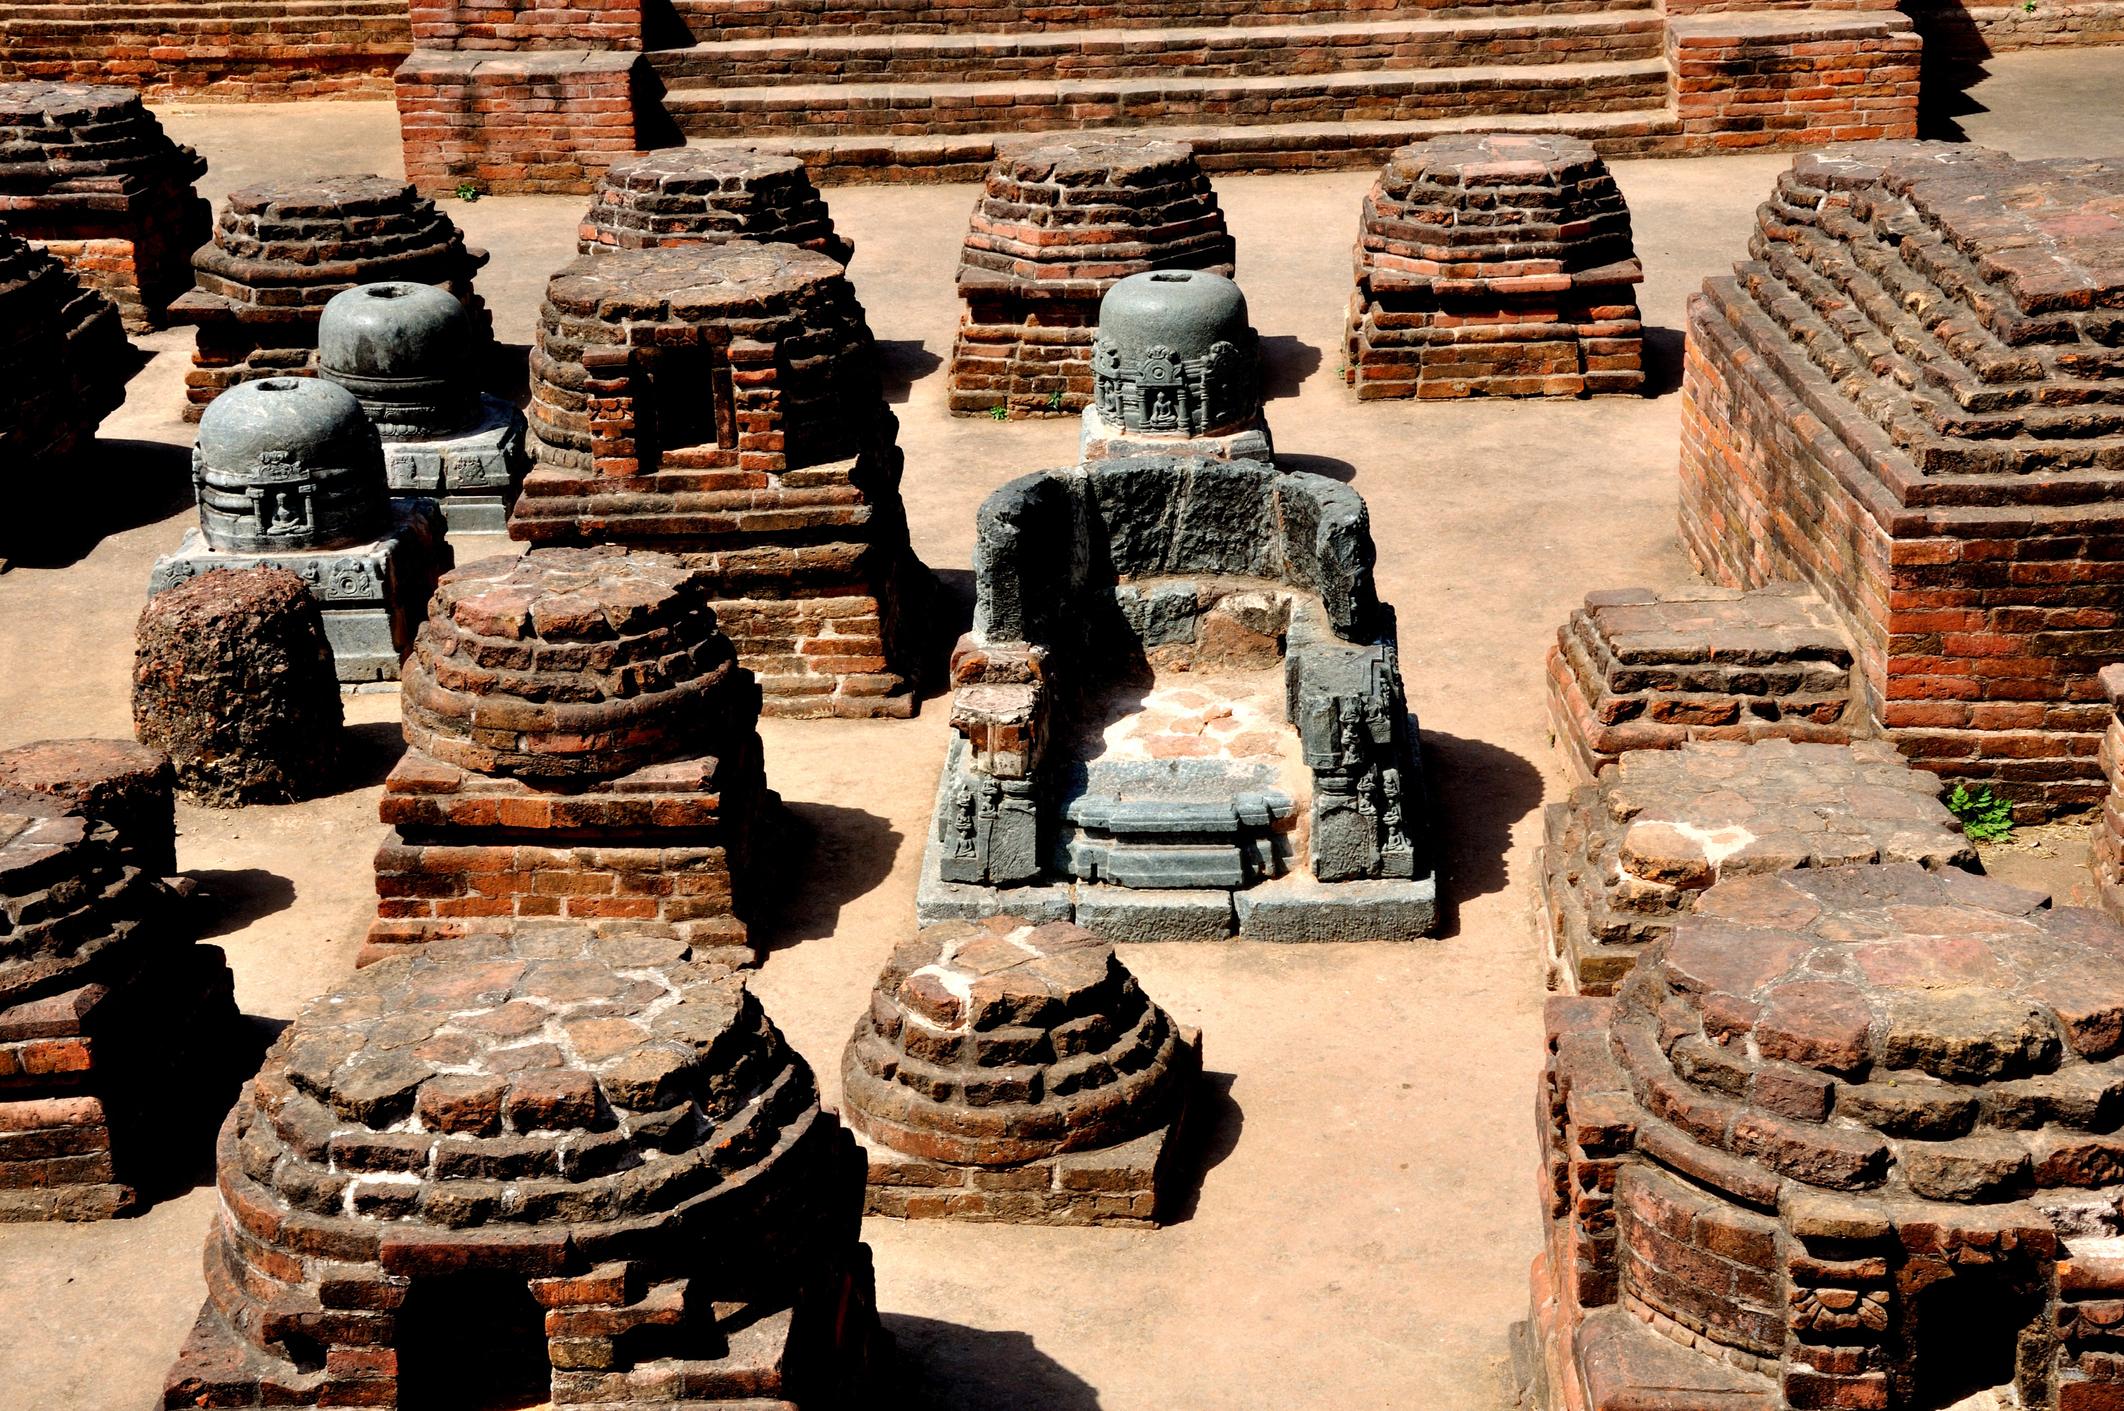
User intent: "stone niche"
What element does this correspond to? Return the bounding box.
[369,548,771,963]
[947,137,1234,420]
[146,376,451,684]
[510,241,931,719]
[922,452,1438,942]
[1539,739,1976,996]
[1081,268,1269,465]
[319,281,529,535]
[843,915,1201,1226]
[0,81,210,332]
[1680,142,2124,818]
[1344,134,1645,401]
[1547,584,1863,785]
[0,222,130,497]
[159,928,889,1410]
[1518,860,2124,1411]
[578,147,851,262]
[1,791,235,1221]
[168,174,489,423]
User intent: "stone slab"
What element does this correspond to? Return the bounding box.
[1232,872,1439,941]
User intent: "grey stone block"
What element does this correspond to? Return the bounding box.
[1075,886,1234,942]
[916,823,1074,927]
[377,394,528,535]
[1232,874,1439,941]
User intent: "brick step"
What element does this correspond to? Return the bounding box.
[661,57,1672,141]
[682,105,1683,183]
[648,12,1664,86]
[0,0,402,20]
[661,0,1657,40]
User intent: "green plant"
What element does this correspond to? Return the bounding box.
[1046,389,1065,412]
[989,404,1010,421]
[455,182,482,202]
[1947,783,2015,843]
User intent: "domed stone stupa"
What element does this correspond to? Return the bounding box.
[1082,268,1268,464]
[843,915,1201,1225]
[159,928,888,1408]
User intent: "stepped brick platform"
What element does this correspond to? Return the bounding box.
[947,137,1233,419]
[1,793,235,1221]
[511,242,929,719]
[1517,860,2124,1411]
[579,147,851,261]
[1343,133,1643,400]
[843,915,1201,1226]
[1546,584,1861,784]
[167,174,488,422]
[2094,664,2124,925]
[159,928,889,1410]
[1537,739,1975,995]
[0,0,408,100]
[370,548,771,961]
[0,82,209,331]
[0,224,129,492]
[1680,143,2124,819]
[0,739,175,878]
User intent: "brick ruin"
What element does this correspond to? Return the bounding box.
[1520,861,2124,1411]
[370,548,770,962]
[0,737,177,877]
[843,915,1201,1226]
[510,241,930,719]
[1,788,236,1221]
[947,137,1234,420]
[168,174,488,423]
[1343,133,1644,401]
[925,451,1437,941]
[1680,143,2124,820]
[135,566,346,806]
[0,220,129,496]
[0,0,408,101]
[578,147,851,262]
[2094,665,2124,926]
[159,928,888,1410]
[0,81,209,331]
[1538,739,1976,996]
[319,280,529,534]
[147,375,451,684]
[1547,584,1862,785]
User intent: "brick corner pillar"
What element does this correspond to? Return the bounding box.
[1665,8,1921,152]
[396,49,652,196]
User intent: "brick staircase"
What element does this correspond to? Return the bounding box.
[0,0,408,99]
[645,1,1688,178]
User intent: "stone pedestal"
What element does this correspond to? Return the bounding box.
[373,394,523,534]
[1345,134,1644,401]
[579,147,850,260]
[1078,404,1273,466]
[0,81,210,330]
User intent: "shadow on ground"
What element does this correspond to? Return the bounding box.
[340,719,409,792]
[1275,451,1356,483]
[884,1315,1104,1411]
[123,1012,286,1211]
[915,567,978,707]
[1161,1068,1242,1226]
[1641,326,1686,399]
[1421,729,1547,938]
[1261,334,1323,401]
[6,438,191,571]
[187,868,298,941]
[761,802,904,950]
[881,339,946,405]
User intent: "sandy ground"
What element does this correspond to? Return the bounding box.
[2,47,2121,1411]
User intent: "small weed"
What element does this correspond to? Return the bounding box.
[2023,2,2036,12]
[455,182,482,202]
[1947,783,2015,843]
[989,404,1010,421]
[1046,389,1065,412]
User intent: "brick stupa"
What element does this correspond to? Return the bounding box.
[1344,133,1645,401]
[578,147,851,262]
[168,174,489,422]
[947,137,1235,419]
[0,81,210,330]
[510,241,929,719]
[0,223,128,496]
[370,548,770,961]
[1681,143,2124,817]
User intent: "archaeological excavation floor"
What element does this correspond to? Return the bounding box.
[2,48,2121,1411]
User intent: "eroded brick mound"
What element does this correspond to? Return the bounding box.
[1547,584,1859,784]
[0,738,176,877]
[132,567,342,807]
[0,794,156,1007]
[578,147,851,262]
[0,225,128,471]
[0,81,210,329]
[163,928,886,1408]
[1344,133,1644,400]
[401,548,747,782]
[1528,861,2124,1411]
[2094,663,2124,924]
[949,136,1234,419]
[1680,144,2124,816]
[1539,739,1976,996]
[844,916,1192,1166]
[169,174,488,421]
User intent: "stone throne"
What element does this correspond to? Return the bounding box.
[921,450,1438,941]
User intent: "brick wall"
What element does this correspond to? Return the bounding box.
[395,50,650,195]
[1616,1164,1784,1363]
[408,0,639,49]
[1904,0,2124,50]
[0,0,408,100]
[1667,10,1921,149]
